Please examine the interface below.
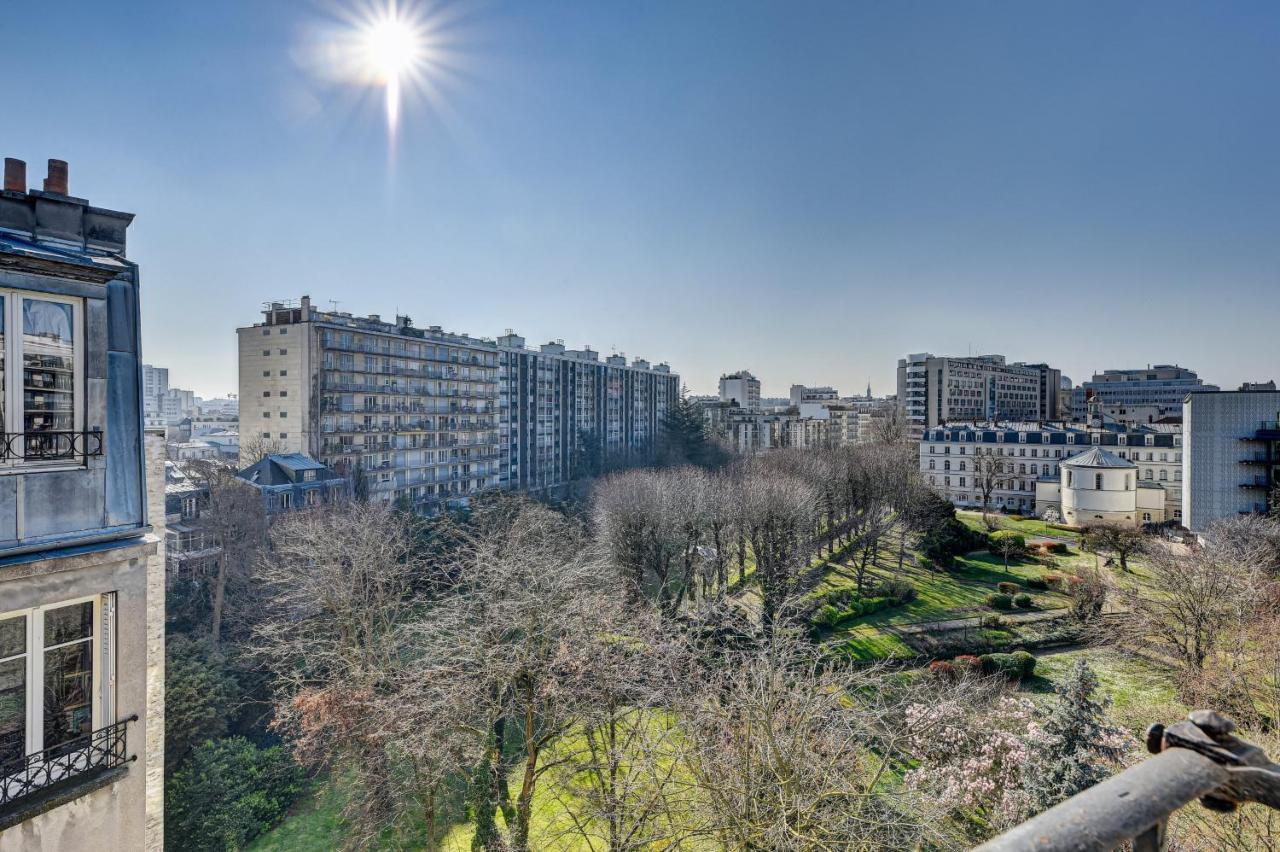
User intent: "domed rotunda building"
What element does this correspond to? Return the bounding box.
[1034,446,1167,527]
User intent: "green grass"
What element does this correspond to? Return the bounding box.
[250,782,347,851]
[957,510,1083,542]
[1021,647,1187,734]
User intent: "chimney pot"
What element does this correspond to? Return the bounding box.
[43,159,68,195]
[3,158,25,192]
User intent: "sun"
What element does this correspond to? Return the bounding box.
[362,13,422,85]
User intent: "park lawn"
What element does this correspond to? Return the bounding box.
[1022,647,1187,734]
[956,510,1083,542]
[818,550,1073,628]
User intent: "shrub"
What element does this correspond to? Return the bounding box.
[986,592,1013,610]
[980,651,1037,680]
[979,614,1005,628]
[1013,650,1037,676]
[1026,577,1049,591]
[954,654,982,671]
[1048,542,1071,555]
[997,581,1021,595]
[165,737,304,852]
[1043,573,1065,589]
[1014,593,1034,609]
[815,604,842,627]
[165,636,241,773]
[872,577,917,604]
[989,530,1027,552]
[928,660,956,679]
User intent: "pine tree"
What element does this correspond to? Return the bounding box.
[1018,659,1127,818]
[659,394,716,467]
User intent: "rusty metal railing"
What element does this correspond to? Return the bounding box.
[977,711,1280,851]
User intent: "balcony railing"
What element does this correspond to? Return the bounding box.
[0,716,136,810]
[978,711,1280,852]
[2,430,104,462]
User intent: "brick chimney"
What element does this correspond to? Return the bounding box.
[43,159,68,195]
[3,158,25,192]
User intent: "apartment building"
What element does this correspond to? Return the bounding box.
[719,370,761,410]
[495,335,678,492]
[141,364,168,417]
[238,298,502,508]
[1070,366,1218,422]
[896,353,1061,438]
[238,299,679,507]
[1183,390,1280,532]
[919,421,1182,522]
[0,158,161,848]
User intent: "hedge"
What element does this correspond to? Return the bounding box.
[1014,593,1034,609]
[980,650,1037,680]
[986,592,1013,611]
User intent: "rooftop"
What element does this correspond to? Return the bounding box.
[1060,447,1136,469]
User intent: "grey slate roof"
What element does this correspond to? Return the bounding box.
[1060,447,1136,469]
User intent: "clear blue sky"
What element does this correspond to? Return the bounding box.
[7,1,1279,398]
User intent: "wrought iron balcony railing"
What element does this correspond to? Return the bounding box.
[978,711,1280,852]
[0,716,136,810]
[2,430,104,462]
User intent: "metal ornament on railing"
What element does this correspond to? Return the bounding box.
[1,430,103,462]
[977,710,1280,852]
[0,715,136,808]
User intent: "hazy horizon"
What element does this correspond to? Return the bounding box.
[7,1,1278,399]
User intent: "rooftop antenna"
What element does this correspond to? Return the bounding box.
[328,300,341,312]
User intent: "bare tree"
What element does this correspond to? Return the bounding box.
[185,459,268,648]
[739,471,818,636]
[239,433,286,465]
[870,405,910,445]
[972,448,1003,515]
[1082,522,1146,572]
[593,469,689,615]
[254,502,433,847]
[404,501,637,851]
[1115,520,1270,671]
[673,632,972,850]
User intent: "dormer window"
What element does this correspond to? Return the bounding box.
[2,292,85,465]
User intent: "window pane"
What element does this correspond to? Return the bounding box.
[22,299,76,442]
[43,640,93,750]
[0,658,25,765]
[0,616,24,659]
[44,602,93,647]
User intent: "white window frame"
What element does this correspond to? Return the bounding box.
[1,290,86,472]
[0,595,112,767]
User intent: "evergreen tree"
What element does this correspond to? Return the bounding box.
[659,394,718,467]
[1019,659,1127,818]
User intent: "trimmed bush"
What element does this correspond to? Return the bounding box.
[928,660,956,679]
[872,577,917,605]
[1014,593,1034,609]
[1048,542,1071,555]
[1026,577,1049,591]
[986,592,1014,611]
[1043,573,1066,589]
[954,654,982,671]
[980,651,1037,680]
[997,581,1021,595]
[979,614,1005,628]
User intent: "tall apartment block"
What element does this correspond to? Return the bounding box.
[238,299,502,507]
[0,158,162,848]
[1183,389,1280,532]
[495,335,677,491]
[238,298,679,507]
[718,370,761,410]
[1070,365,1218,422]
[896,353,1061,437]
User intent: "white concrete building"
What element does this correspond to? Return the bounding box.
[719,371,761,411]
[897,353,1062,438]
[1183,390,1280,532]
[920,421,1182,523]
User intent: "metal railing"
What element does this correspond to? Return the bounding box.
[978,711,1280,851]
[0,716,136,809]
[2,430,103,462]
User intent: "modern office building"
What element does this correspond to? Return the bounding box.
[919,421,1182,522]
[718,370,761,411]
[896,353,1061,438]
[0,157,162,848]
[1070,366,1218,423]
[141,364,168,417]
[495,335,678,492]
[237,298,678,507]
[1182,390,1280,532]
